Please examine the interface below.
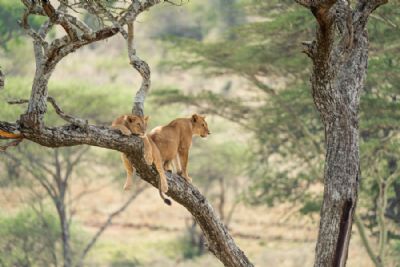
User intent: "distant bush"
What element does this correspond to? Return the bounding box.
[0,209,61,267]
[0,0,46,49]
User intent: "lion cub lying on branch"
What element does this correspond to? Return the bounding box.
[112,114,210,205]
[111,115,171,205]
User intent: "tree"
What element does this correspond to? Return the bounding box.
[294,0,389,266]
[0,1,253,267]
[154,0,398,265]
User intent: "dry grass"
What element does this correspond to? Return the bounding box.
[0,174,377,267]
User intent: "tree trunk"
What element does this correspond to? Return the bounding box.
[294,0,388,266]
[312,16,367,267]
[315,116,361,266]
[20,72,51,129]
[56,201,72,267]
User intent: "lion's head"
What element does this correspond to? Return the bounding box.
[124,115,149,137]
[191,114,210,138]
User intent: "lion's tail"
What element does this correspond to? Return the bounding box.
[159,178,172,206]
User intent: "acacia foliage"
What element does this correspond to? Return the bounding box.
[0,0,45,48]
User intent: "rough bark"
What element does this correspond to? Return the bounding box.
[0,1,254,266]
[294,0,388,266]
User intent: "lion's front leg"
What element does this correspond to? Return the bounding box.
[178,148,192,183]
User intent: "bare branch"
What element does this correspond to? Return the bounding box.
[165,0,189,6]
[47,96,88,129]
[76,186,146,267]
[301,40,316,58]
[295,0,311,8]
[0,69,4,90]
[89,3,151,117]
[354,0,389,28]
[21,0,46,16]
[94,1,128,38]
[7,99,29,105]
[127,22,151,116]
[127,22,134,55]
[119,0,163,24]
[295,0,338,28]
[20,0,47,64]
[38,19,54,38]
[370,13,398,28]
[63,13,93,35]
[358,0,389,12]
[0,139,23,152]
[42,0,78,41]
[64,146,90,183]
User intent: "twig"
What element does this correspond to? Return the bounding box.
[9,97,89,129]
[165,0,188,6]
[370,14,398,28]
[7,99,29,105]
[0,69,4,90]
[47,96,89,129]
[75,186,146,267]
[42,0,78,41]
[0,139,23,152]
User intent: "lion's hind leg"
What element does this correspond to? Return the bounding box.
[142,136,154,165]
[121,153,135,191]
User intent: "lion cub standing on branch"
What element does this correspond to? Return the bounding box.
[111,115,171,205]
[149,114,211,182]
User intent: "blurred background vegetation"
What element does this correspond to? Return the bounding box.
[0,0,399,266]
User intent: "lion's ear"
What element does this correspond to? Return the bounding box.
[191,114,198,123]
[144,116,150,122]
[123,115,131,123]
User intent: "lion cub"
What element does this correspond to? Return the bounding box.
[149,114,211,182]
[111,115,171,205]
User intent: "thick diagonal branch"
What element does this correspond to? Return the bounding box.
[0,120,253,267]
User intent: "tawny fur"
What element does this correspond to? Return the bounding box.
[148,114,210,183]
[111,115,170,205]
